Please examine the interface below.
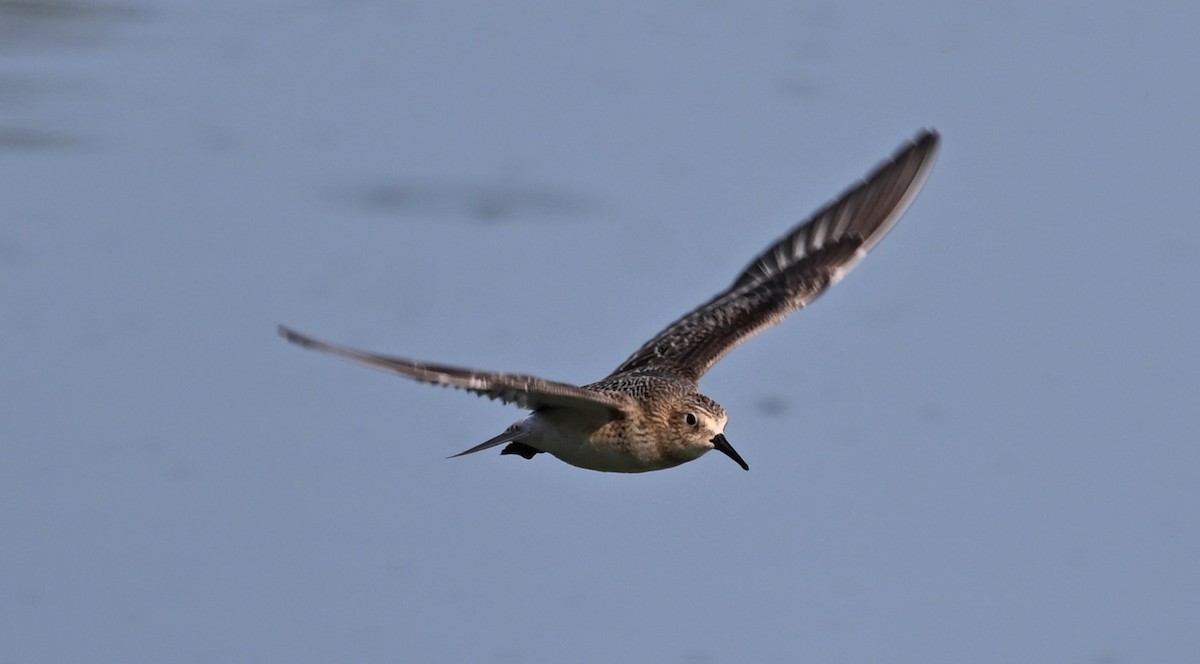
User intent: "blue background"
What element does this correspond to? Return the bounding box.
[3,1,1197,661]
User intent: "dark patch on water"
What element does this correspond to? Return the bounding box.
[0,126,87,150]
[0,0,150,52]
[0,2,154,150]
[336,180,600,224]
[755,394,790,417]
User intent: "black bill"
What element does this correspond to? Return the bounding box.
[711,433,749,471]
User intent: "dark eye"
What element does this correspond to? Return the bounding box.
[685,413,698,426]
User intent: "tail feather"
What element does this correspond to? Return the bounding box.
[448,424,525,459]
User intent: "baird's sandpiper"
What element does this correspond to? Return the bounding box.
[280,130,939,473]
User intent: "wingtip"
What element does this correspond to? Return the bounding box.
[913,127,940,154]
[277,324,316,349]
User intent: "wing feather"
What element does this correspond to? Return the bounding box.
[278,326,627,416]
[609,130,939,380]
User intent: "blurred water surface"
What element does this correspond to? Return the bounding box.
[2,1,1198,662]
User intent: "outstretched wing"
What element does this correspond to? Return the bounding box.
[609,129,939,381]
[279,326,627,416]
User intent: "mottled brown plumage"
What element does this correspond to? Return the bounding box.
[280,130,939,473]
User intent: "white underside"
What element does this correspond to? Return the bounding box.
[515,411,701,473]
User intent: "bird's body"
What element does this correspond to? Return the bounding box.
[280,130,939,473]
[501,373,731,472]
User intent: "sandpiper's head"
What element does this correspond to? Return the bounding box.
[674,394,748,471]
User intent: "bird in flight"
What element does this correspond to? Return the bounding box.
[280,130,939,473]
